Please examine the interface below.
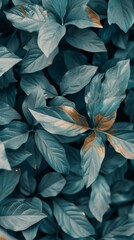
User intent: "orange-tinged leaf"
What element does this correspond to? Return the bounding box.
[19,4,27,17]
[86,7,103,28]
[95,111,117,131]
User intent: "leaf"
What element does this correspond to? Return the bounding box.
[29,105,89,137]
[6,147,32,167]
[0,141,11,170]
[61,174,85,195]
[35,129,69,174]
[38,20,66,57]
[106,130,134,159]
[0,169,20,202]
[0,101,20,125]
[0,228,17,240]
[53,198,95,238]
[20,171,37,196]
[80,132,105,187]
[85,60,130,130]
[50,0,68,19]
[108,0,134,33]
[21,46,58,73]
[60,65,98,96]
[0,46,21,77]
[89,175,111,222]
[4,4,48,32]
[86,7,103,28]
[0,199,46,231]
[38,172,66,197]
[21,71,57,97]
[65,27,106,52]
[0,121,29,150]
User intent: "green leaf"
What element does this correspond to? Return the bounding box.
[38,20,66,57]
[29,105,89,137]
[65,27,106,52]
[80,132,105,187]
[89,175,111,222]
[0,199,46,231]
[0,141,11,170]
[108,0,134,33]
[0,101,20,125]
[4,4,48,32]
[21,46,58,73]
[0,169,20,202]
[106,130,134,159]
[0,46,21,77]
[38,172,66,197]
[35,129,69,173]
[53,198,95,238]
[60,65,98,96]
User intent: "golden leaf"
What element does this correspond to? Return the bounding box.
[0,237,7,240]
[95,111,117,131]
[19,4,26,17]
[86,7,103,28]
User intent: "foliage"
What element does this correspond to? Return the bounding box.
[0,0,134,239]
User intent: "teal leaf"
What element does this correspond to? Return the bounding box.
[85,60,130,130]
[20,171,37,196]
[61,174,85,195]
[21,45,58,73]
[81,132,105,187]
[108,0,134,33]
[106,130,134,159]
[0,228,17,240]
[38,21,66,57]
[50,0,68,19]
[22,222,39,240]
[0,121,29,150]
[0,169,20,202]
[89,175,111,222]
[35,129,69,173]
[4,4,48,32]
[0,69,16,89]
[0,199,46,231]
[38,172,66,197]
[49,96,76,108]
[6,147,32,167]
[65,27,106,52]
[0,141,11,170]
[53,198,95,238]
[0,101,20,126]
[29,105,89,137]
[21,71,57,97]
[60,65,98,96]
[0,46,21,77]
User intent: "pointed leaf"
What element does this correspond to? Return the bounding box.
[0,102,20,126]
[53,198,95,238]
[0,141,11,170]
[86,7,103,28]
[81,132,105,187]
[7,147,32,167]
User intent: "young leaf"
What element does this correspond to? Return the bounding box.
[35,129,69,174]
[0,141,11,170]
[0,169,20,202]
[0,46,21,77]
[38,21,66,57]
[0,199,46,231]
[0,101,20,126]
[38,172,66,197]
[89,175,111,222]
[108,0,134,33]
[65,27,106,52]
[4,4,48,32]
[80,132,105,187]
[60,65,98,96]
[53,198,95,238]
[29,105,89,137]
[106,130,134,159]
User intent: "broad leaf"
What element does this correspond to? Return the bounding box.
[38,20,66,57]
[0,101,20,125]
[38,172,66,197]
[0,141,11,170]
[108,0,134,33]
[53,198,95,238]
[89,175,111,222]
[60,65,98,96]
[0,46,21,77]
[4,4,48,32]
[0,169,20,202]
[30,105,89,137]
[81,132,105,187]
[0,199,46,231]
[35,129,69,173]
[65,27,106,52]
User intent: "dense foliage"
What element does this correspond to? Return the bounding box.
[0,0,134,239]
